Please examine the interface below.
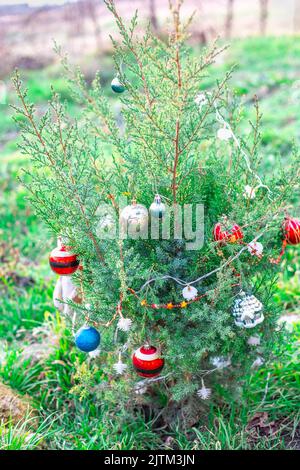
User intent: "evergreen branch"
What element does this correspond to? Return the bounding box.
[105,0,153,109]
[12,70,55,167]
[171,0,183,203]
[179,70,233,157]
[51,100,105,264]
[13,71,105,264]
[135,228,269,293]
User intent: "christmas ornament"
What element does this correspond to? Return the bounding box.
[149,194,166,219]
[182,285,198,301]
[270,216,300,264]
[113,353,128,375]
[217,127,232,141]
[117,317,132,332]
[194,92,207,109]
[247,241,263,257]
[111,76,125,93]
[197,380,211,400]
[247,335,261,346]
[96,212,116,237]
[53,275,81,315]
[49,245,79,276]
[251,356,264,369]
[75,326,101,352]
[213,221,243,244]
[232,291,264,328]
[282,216,300,245]
[211,356,231,369]
[132,344,164,378]
[243,185,256,199]
[89,349,100,358]
[120,200,148,235]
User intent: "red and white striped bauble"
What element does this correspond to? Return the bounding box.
[49,245,79,276]
[282,217,300,245]
[213,222,243,244]
[132,344,164,378]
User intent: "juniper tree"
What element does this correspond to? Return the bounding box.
[13,0,299,420]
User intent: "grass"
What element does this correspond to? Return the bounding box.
[0,414,55,450]
[0,36,299,450]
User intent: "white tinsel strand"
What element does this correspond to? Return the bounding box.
[214,103,272,199]
[134,383,148,395]
[71,311,77,337]
[134,373,171,394]
[217,127,233,141]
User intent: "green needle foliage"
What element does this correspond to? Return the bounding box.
[12,0,299,418]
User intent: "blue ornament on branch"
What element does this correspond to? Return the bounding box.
[111,76,125,93]
[75,326,101,352]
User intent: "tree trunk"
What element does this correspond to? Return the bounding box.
[84,0,102,54]
[224,0,234,39]
[259,0,269,36]
[149,0,158,31]
[294,0,300,33]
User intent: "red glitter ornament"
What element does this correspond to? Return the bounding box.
[282,217,300,245]
[213,221,243,244]
[132,344,164,378]
[49,245,79,276]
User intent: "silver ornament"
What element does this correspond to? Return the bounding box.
[182,285,198,301]
[149,194,166,219]
[120,200,148,238]
[232,291,264,328]
[96,213,116,238]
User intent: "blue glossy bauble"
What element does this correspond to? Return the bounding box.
[75,326,101,352]
[111,77,125,93]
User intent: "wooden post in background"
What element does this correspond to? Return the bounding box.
[225,0,235,39]
[149,0,158,31]
[259,0,269,35]
[293,0,300,33]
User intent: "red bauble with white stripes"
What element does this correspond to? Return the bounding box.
[213,221,243,244]
[132,344,164,378]
[282,217,300,245]
[49,245,79,276]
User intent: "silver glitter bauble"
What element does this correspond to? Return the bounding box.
[120,200,148,237]
[232,291,264,328]
[96,213,116,238]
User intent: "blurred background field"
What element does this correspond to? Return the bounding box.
[0,0,299,450]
